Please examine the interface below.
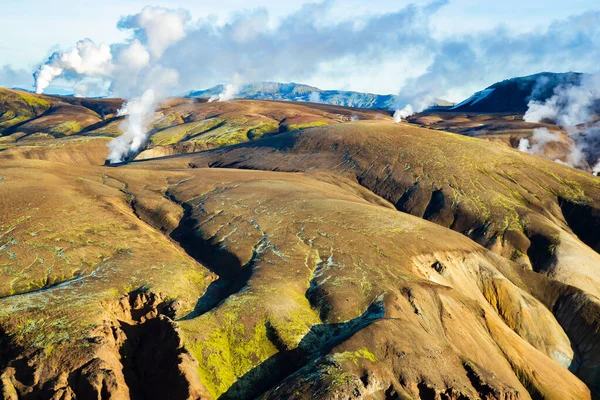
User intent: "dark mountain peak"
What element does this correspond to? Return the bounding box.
[450,72,587,113]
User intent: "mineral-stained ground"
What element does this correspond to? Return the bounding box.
[0,89,599,399]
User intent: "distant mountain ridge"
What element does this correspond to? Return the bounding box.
[188,82,455,110]
[11,73,589,115]
[449,72,586,113]
[188,82,400,109]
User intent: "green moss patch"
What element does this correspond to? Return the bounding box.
[285,121,329,131]
[150,118,225,146]
[49,120,82,136]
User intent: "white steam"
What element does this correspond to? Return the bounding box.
[394,96,434,123]
[108,66,180,163]
[518,138,530,152]
[393,104,414,123]
[116,105,129,117]
[34,39,113,94]
[208,84,238,103]
[518,127,561,154]
[33,6,189,163]
[108,89,156,162]
[524,73,600,171]
[309,91,322,103]
[34,64,63,95]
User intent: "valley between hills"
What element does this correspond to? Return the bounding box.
[0,88,599,399]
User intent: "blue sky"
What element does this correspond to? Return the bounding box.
[1,0,599,99]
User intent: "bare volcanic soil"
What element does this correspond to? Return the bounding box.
[0,93,600,400]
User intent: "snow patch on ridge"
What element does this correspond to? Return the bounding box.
[451,88,495,110]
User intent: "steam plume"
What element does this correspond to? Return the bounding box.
[518,127,562,156]
[34,40,113,94]
[393,105,414,123]
[208,84,238,103]
[33,7,189,163]
[518,138,530,152]
[309,92,322,103]
[394,95,434,123]
[524,73,600,171]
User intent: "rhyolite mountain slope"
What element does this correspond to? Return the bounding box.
[0,91,600,399]
[0,88,390,165]
[404,111,584,169]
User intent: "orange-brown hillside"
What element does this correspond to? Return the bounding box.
[1,91,599,400]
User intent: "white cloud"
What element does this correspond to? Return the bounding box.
[23,2,600,164]
[117,6,190,58]
[0,65,32,89]
[115,39,150,70]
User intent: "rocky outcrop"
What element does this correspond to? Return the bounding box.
[0,288,208,399]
